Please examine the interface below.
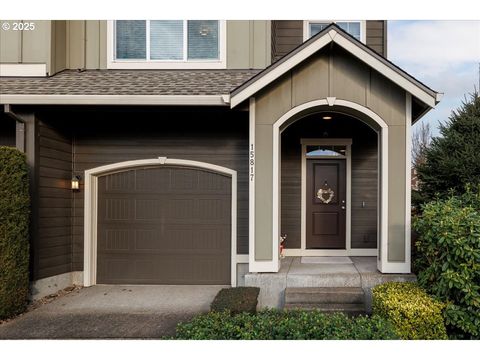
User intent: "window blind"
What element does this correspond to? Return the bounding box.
[187,20,219,60]
[116,20,146,59]
[150,20,184,60]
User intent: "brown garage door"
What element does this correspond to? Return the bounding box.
[96,166,231,285]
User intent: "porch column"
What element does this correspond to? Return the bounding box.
[378,93,411,273]
[248,97,280,272]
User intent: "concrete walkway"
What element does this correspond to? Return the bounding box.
[0,285,226,339]
[246,257,416,309]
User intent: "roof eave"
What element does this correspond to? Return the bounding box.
[0,94,231,106]
[230,26,440,110]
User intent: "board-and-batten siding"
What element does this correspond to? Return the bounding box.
[281,114,378,250]
[271,20,387,62]
[36,119,73,279]
[70,109,249,272]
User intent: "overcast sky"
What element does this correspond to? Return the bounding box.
[388,20,480,136]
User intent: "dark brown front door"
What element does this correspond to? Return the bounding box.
[306,159,346,249]
[96,167,231,285]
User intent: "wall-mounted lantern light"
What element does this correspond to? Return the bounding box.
[71,175,81,191]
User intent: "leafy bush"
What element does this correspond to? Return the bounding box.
[0,147,30,319]
[210,287,259,315]
[174,309,398,340]
[417,91,480,202]
[413,188,480,339]
[372,282,447,340]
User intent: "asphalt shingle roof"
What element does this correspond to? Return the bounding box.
[0,69,261,96]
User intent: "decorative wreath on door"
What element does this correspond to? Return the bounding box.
[317,181,335,204]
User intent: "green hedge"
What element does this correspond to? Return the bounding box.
[174,309,398,340]
[413,187,480,339]
[210,287,259,315]
[372,282,447,340]
[0,146,30,320]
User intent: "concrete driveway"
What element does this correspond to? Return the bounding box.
[0,285,226,339]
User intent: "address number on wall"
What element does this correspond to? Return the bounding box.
[249,144,255,182]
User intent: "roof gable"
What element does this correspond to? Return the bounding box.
[230,24,441,109]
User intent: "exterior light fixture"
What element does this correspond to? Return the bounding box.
[71,175,81,190]
[322,116,332,120]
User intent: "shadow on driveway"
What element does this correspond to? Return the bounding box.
[0,285,226,339]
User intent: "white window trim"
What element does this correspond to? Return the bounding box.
[107,20,227,69]
[303,20,366,43]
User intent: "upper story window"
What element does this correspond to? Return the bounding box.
[108,20,226,69]
[303,21,366,43]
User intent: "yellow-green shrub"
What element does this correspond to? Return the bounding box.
[372,282,447,340]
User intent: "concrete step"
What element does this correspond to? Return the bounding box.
[285,287,365,304]
[284,302,366,315]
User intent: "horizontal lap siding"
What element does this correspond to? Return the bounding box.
[366,21,386,56]
[272,20,386,62]
[37,119,73,279]
[271,21,304,62]
[71,109,249,271]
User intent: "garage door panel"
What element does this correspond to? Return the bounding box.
[97,166,232,285]
[98,254,230,284]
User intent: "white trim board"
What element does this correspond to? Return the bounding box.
[230,27,438,108]
[0,63,47,77]
[271,98,396,273]
[0,94,230,106]
[107,20,227,69]
[299,138,355,256]
[83,157,238,287]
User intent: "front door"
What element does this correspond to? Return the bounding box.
[306,159,346,249]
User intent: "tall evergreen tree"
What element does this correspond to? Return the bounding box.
[417,91,480,201]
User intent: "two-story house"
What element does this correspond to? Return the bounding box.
[0,20,441,307]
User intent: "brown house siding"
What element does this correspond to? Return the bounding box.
[70,108,249,272]
[36,119,73,279]
[366,20,387,56]
[271,20,387,62]
[271,21,304,62]
[281,114,378,249]
[31,108,249,279]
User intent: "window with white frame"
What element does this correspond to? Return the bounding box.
[304,21,365,42]
[110,20,225,68]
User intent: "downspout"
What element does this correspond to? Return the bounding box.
[4,104,26,152]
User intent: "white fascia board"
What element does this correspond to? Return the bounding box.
[230,35,333,108]
[230,29,438,109]
[0,63,47,77]
[0,94,230,106]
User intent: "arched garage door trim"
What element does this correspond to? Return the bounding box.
[84,157,237,287]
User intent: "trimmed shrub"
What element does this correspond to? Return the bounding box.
[210,287,259,315]
[0,146,30,320]
[372,282,447,340]
[174,309,398,340]
[413,188,480,339]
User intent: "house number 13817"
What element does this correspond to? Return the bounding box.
[249,144,255,181]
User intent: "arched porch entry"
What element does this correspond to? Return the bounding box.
[248,97,410,274]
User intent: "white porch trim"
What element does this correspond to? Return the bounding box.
[0,63,47,77]
[271,98,397,273]
[230,27,438,108]
[83,157,238,287]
